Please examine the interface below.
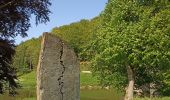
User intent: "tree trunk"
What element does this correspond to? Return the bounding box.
[124,66,134,100]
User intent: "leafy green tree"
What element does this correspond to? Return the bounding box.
[91,0,170,99]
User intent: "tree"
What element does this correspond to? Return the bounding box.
[0,0,51,38]
[0,39,17,95]
[0,0,51,94]
[91,0,170,100]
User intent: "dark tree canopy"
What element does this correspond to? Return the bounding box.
[0,39,17,94]
[0,0,51,38]
[0,0,51,94]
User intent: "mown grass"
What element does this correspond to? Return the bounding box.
[0,71,36,100]
[19,71,36,89]
[0,71,121,100]
[0,71,169,100]
[134,97,170,100]
[80,72,98,86]
[81,89,122,100]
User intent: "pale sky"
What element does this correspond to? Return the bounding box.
[15,0,108,44]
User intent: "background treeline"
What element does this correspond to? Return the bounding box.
[13,17,101,73]
[52,17,101,61]
[13,38,41,74]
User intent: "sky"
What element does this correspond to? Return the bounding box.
[15,0,108,44]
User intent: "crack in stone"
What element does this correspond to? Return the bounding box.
[58,40,65,100]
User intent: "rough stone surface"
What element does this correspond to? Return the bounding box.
[37,33,80,100]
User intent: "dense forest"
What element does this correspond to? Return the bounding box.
[13,38,41,73]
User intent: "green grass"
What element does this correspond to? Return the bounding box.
[134,97,170,100]
[80,73,98,86]
[0,71,169,100]
[80,89,122,100]
[20,71,99,87]
[0,71,36,100]
[19,71,36,89]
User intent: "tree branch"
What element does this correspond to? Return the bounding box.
[0,0,15,9]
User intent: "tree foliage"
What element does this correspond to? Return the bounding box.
[0,0,51,94]
[0,39,17,94]
[13,38,41,73]
[52,17,101,61]
[13,17,101,73]
[13,17,101,76]
[91,0,170,95]
[0,0,51,38]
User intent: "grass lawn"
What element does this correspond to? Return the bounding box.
[134,97,170,100]
[80,72,98,86]
[0,71,169,100]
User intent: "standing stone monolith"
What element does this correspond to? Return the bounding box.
[37,33,80,100]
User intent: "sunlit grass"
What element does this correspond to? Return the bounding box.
[19,71,36,89]
[80,72,98,86]
[81,89,122,100]
[0,71,169,100]
[134,97,170,100]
